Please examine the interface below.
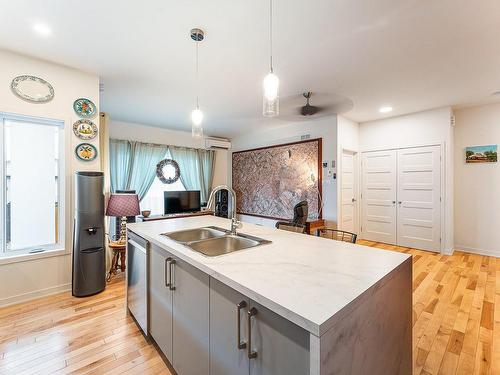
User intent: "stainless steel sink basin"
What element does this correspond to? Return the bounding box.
[188,234,270,257]
[163,226,271,257]
[162,226,226,243]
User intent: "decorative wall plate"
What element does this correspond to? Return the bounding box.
[156,159,180,184]
[75,143,98,161]
[73,98,96,118]
[73,119,98,140]
[11,75,54,103]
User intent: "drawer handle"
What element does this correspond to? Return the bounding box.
[237,301,247,349]
[169,259,176,291]
[165,257,172,287]
[247,307,258,359]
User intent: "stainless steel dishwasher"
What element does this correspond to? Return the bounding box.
[127,230,148,335]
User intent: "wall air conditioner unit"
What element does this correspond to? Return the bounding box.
[205,137,231,150]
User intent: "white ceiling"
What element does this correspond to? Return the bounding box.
[1,0,500,137]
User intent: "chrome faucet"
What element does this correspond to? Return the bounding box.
[206,185,241,235]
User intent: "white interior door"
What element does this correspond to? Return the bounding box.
[361,150,397,244]
[397,145,441,252]
[340,150,358,233]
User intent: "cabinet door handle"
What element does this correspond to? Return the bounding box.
[165,257,172,287]
[247,307,258,359]
[169,259,176,291]
[237,301,247,349]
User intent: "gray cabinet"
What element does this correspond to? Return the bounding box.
[209,279,310,375]
[149,244,173,359]
[248,300,310,375]
[149,243,209,375]
[148,241,309,375]
[210,278,250,375]
[171,257,210,375]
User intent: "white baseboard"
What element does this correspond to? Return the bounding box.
[442,247,454,256]
[0,283,71,308]
[454,245,500,258]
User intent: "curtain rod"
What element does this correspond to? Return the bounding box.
[109,138,212,152]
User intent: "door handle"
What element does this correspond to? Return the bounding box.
[165,257,172,288]
[351,198,357,203]
[168,259,176,290]
[237,301,247,349]
[392,201,396,205]
[398,201,402,205]
[247,307,258,359]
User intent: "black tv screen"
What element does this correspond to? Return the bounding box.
[164,190,201,214]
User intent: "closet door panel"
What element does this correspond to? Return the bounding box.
[361,150,397,244]
[397,145,441,252]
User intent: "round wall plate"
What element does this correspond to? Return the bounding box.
[73,119,98,140]
[75,143,98,161]
[11,75,54,103]
[73,98,97,118]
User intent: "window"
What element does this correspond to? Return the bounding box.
[140,150,185,216]
[0,114,64,256]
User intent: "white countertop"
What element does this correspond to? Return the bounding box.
[128,216,410,336]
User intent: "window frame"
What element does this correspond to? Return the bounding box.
[0,112,65,257]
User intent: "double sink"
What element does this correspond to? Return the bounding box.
[162,226,271,257]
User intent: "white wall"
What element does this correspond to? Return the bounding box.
[359,107,454,253]
[336,116,360,231]
[0,49,100,306]
[454,102,500,257]
[230,117,338,227]
[109,120,229,187]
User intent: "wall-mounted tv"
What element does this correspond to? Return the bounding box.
[164,190,201,215]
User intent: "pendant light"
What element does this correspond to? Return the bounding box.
[191,28,204,138]
[263,0,279,117]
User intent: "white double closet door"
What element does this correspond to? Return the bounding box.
[361,145,441,252]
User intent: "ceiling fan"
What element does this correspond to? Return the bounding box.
[300,92,322,116]
[277,91,353,121]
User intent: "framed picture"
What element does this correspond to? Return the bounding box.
[232,138,322,220]
[465,145,497,163]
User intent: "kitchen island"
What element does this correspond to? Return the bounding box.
[127,216,412,375]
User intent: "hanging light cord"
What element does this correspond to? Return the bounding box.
[195,36,200,109]
[269,0,273,73]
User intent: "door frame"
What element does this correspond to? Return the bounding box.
[338,148,360,235]
[359,142,446,253]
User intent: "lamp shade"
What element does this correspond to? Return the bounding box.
[105,193,140,217]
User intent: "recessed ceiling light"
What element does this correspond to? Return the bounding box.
[379,106,393,113]
[33,23,52,37]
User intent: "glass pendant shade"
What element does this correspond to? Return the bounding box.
[192,124,203,138]
[263,72,279,117]
[263,72,279,101]
[191,108,203,138]
[191,108,203,125]
[263,96,279,117]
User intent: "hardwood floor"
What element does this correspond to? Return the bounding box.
[358,240,500,375]
[0,242,498,374]
[0,275,171,375]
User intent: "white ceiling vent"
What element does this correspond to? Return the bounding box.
[205,137,231,150]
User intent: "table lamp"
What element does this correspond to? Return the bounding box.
[105,193,140,244]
